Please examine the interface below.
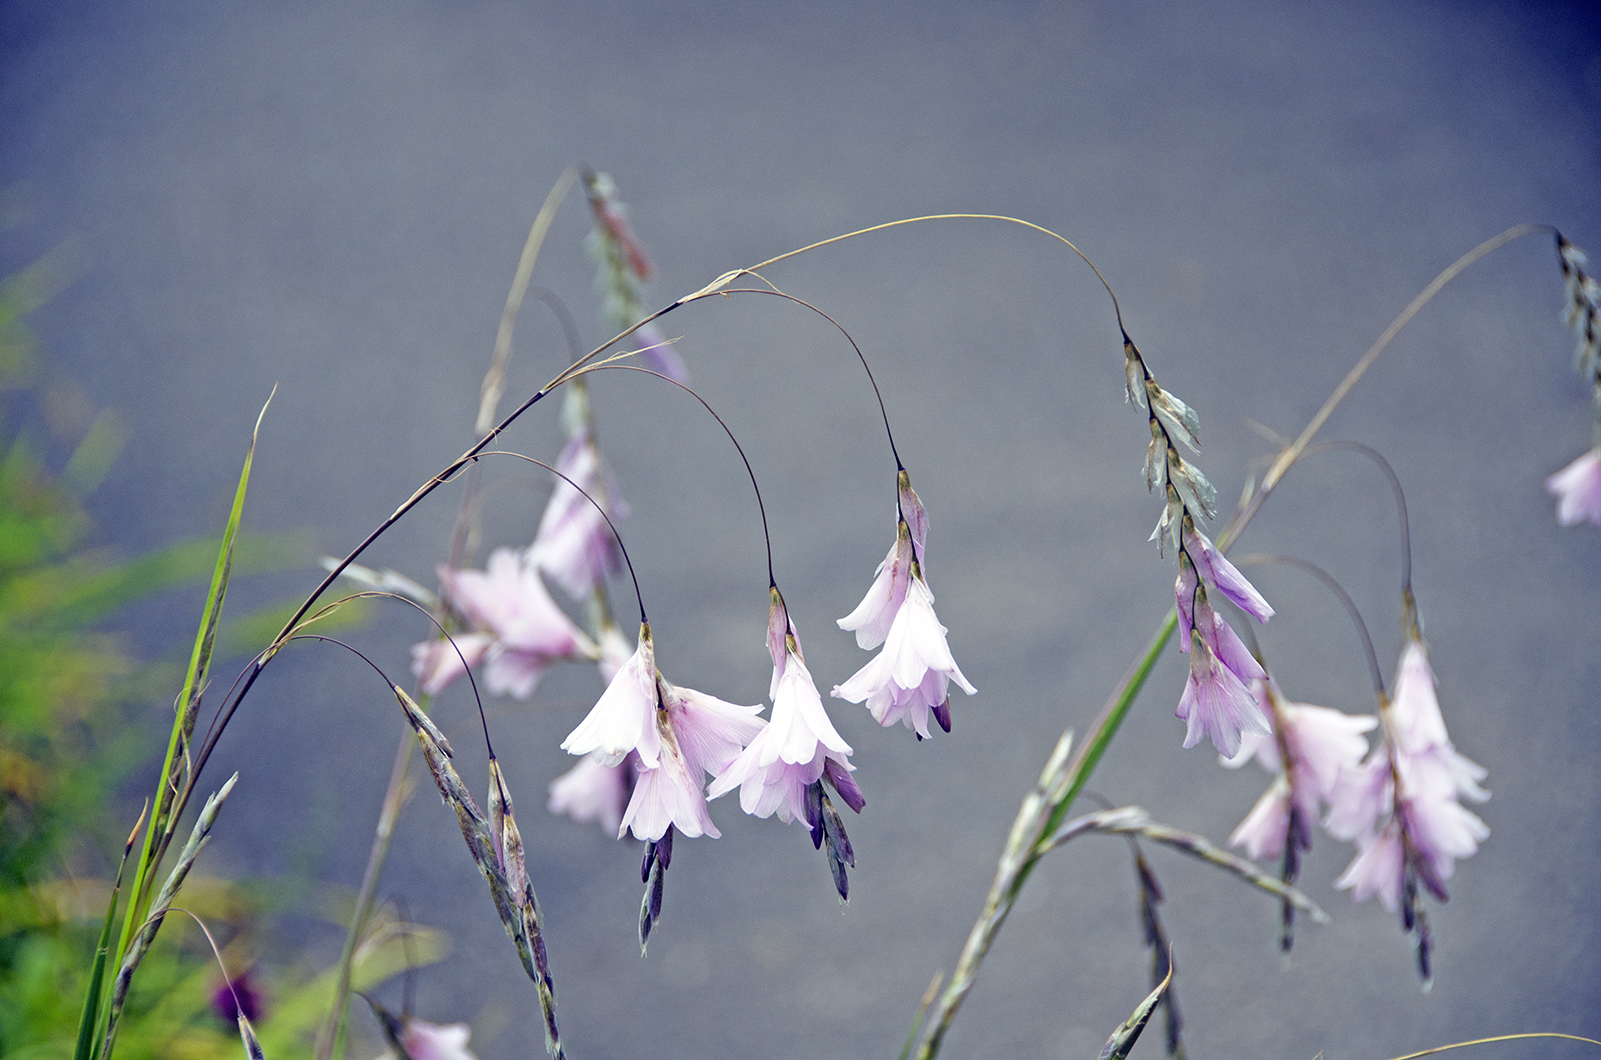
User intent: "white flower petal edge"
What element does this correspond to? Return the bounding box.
[561,624,659,767]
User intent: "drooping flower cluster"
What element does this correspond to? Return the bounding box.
[560,622,765,842]
[832,470,974,739]
[583,169,689,384]
[1125,335,1276,755]
[709,591,861,825]
[709,589,864,898]
[1223,678,1376,864]
[1547,235,1601,529]
[1223,677,1375,949]
[1324,635,1489,982]
[410,548,597,698]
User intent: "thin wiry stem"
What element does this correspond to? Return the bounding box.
[1386,1034,1601,1060]
[473,450,646,625]
[1301,440,1413,597]
[1235,553,1385,699]
[729,213,1128,334]
[584,364,779,592]
[715,286,905,471]
[1222,223,1554,550]
[480,165,581,436]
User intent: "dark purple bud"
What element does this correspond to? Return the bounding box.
[804,780,825,849]
[822,758,865,814]
[932,700,952,733]
[821,794,855,869]
[656,824,674,871]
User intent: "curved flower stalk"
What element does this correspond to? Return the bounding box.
[833,470,974,738]
[1126,337,1276,754]
[709,589,864,898]
[410,548,598,698]
[584,169,689,383]
[1325,634,1489,984]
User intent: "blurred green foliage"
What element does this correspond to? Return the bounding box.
[0,239,397,1059]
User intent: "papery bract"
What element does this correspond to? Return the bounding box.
[632,321,690,385]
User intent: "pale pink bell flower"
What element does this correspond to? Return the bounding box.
[1222,680,1375,861]
[411,549,595,698]
[1174,585,1269,758]
[833,577,974,738]
[1547,448,1601,528]
[376,1018,477,1060]
[561,623,659,767]
[1176,621,1269,759]
[528,431,629,599]
[1182,523,1275,623]
[547,753,633,836]
[1328,639,1489,909]
[709,597,855,824]
[835,475,971,736]
[619,676,765,841]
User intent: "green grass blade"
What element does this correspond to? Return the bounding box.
[72,805,146,1060]
[110,390,272,1044]
[1015,608,1176,896]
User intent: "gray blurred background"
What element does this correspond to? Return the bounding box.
[4,1,1600,1058]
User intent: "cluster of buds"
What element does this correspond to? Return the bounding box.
[1125,335,1275,756]
[1546,234,1601,527]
